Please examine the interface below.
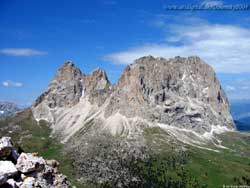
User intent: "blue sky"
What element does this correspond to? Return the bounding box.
[0,0,250,106]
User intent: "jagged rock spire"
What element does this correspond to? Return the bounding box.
[34,61,84,108]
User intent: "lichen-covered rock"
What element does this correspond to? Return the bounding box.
[16,153,46,173]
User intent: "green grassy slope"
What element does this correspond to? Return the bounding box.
[1,111,250,188]
[187,147,250,188]
[144,127,250,188]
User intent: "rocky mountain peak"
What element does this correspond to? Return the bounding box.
[32,56,235,144]
[107,55,234,133]
[52,61,83,83]
[33,61,84,122]
[117,55,220,104]
[91,67,108,79]
[84,68,111,105]
[85,67,110,90]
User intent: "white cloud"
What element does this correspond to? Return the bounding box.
[2,80,23,87]
[241,86,249,90]
[0,48,47,56]
[201,0,224,7]
[104,19,250,73]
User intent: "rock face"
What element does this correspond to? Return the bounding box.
[83,68,112,105]
[0,102,21,119]
[35,61,84,108]
[33,61,84,123]
[0,137,70,188]
[31,56,235,144]
[105,56,234,133]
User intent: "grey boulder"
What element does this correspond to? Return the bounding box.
[0,161,18,185]
[16,153,46,173]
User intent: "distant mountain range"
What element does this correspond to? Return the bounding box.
[230,100,250,131]
[0,101,21,119]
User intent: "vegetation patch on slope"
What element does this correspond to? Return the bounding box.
[144,127,250,188]
[1,112,250,188]
[0,109,80,187]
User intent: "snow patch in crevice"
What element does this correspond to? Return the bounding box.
[0,110,4,114]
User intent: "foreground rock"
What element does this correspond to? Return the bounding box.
[0,137,13,158]
[0,161,18,185]
[0,137,70,188]
[16,153,46,173]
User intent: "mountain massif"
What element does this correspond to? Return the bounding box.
[32,56,234,144]
[1,56,250,188]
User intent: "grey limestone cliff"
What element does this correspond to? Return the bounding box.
[31,56,235,143]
